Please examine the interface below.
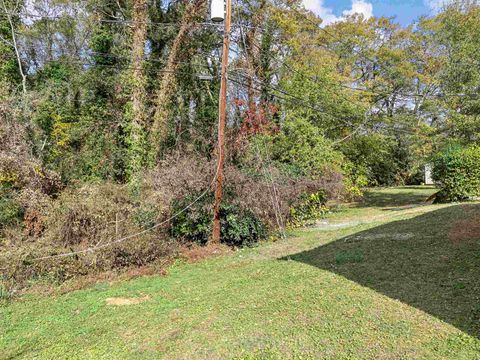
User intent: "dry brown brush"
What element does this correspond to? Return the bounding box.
[0,153,345,294]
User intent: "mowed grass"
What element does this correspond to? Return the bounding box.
[2,187,480,359]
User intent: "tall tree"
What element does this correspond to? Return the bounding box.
[128,0,148,180]
[150,0,207,158]
[0,0,26,94]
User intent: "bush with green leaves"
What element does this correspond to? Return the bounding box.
[432,145,480,202]
[271,118,344,177]
[170,192,266,247]
[341,132,428,187]
[341,134,402,186]
[288,190,329,228]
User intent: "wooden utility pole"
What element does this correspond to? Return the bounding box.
[212,0,232,243]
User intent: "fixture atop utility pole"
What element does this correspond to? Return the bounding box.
[211,0,231,243]
[210,0,225,22]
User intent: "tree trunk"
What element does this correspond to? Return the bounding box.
[150,0,206,158]
[1,0,27,95]
[245,27,257,114]
[129,0,148,179]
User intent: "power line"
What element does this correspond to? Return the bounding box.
[229,73,354,128]
[5,7,478,106]
[98,18,221,28]
[2,10,261,30]
[1,10,222,27]
[2,52,219,78]
[234,27,479,101]
[231,21,369,131]
[230,73,420,136]
[6,8,479,99]
[231,21,366,122]
[89,51,215,70]
[275,1,480,100]
[281,60,479,100]
[232,23,389,99]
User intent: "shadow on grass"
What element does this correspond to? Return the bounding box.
[357,188,437,208]
[394,186,437,191]
[282,204,480,338]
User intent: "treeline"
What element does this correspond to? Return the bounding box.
[1,0,478,184]
[1,0,479,290]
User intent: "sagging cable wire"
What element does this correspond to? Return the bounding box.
[33,161,222,261]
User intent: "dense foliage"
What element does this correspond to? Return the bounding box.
[170,193,267,246]
[433,145,480,202]
[1,0,480,291]
[288,190,329,228]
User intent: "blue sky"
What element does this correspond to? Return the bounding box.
[302,0,446,26]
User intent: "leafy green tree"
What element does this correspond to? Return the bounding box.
[271,118,343,177]
[425,3,480,142]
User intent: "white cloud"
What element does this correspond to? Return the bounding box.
[342,0,373,19]
[424,0,454,12]
[302,0,339,25]
[302,0,374,26]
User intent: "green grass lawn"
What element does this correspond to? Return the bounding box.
[2,187,480,359]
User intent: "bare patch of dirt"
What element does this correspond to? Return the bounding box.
[448,211,480,243]
[315,220,361,230]
[106,295,150,306]
[178,243,232,263]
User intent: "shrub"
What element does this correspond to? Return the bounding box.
[43,183,136,246]
[0,182,173,291]
[269,119,344,177]
[340,134,421,186]
[227,163,344,228]
[432,145,480,202]
[221,204,266,247]
[170,192,266,247]
[1,153,346,292]
[288,191,329,228]
[341,161,369,200]
[148,153,345,230]
[0,188,23,232]
[0,115,62,239]
[169,192,213,244]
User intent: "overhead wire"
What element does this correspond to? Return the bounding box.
[241,30,478,100]
[235,13,286,237]
[2,9,265,31]
[9,8,473,123]
[230,69,362,128]
[7,7,478,99]
[231,20,419,147]
[230,73,419,136]
[1,10,222,27]
[5,7,455,120]
[15,2,435,261]
[1,51,219,78]
[266,1,480,100]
